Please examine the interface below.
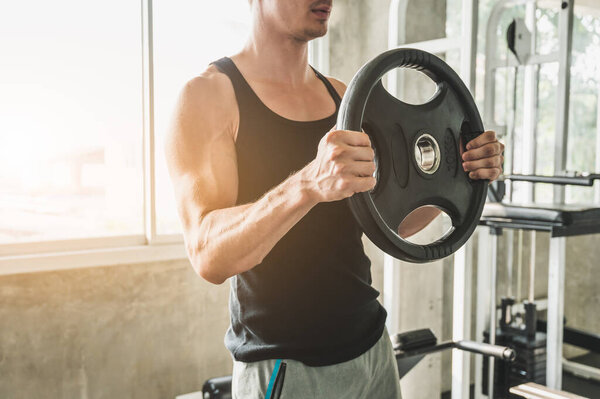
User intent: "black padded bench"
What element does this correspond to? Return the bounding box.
[480,202,600,237]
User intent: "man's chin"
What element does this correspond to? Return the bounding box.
[304,26,328,41]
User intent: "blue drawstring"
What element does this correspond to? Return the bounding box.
[265,359,282,399]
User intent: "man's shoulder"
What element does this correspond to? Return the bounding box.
[176,64,238,128]
[171,64,239,141]
[180,65,236,110]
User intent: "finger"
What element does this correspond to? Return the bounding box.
[466,130,497,150]
[328,129,372,147]
[463,156,503,171]
[348,176,377,193]
[469,167,502,181]
[346,145,375,161]
[462,142,504,161]
[335,160,376,177]
[347,161,377,177]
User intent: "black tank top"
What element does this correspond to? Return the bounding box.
[212,57,387,367]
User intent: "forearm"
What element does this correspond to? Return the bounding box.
[187,169,317,284]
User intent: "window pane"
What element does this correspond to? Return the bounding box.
[536,5,560,55]
[153,0,251,234]
[534,62,558,204]
[566,8,600,204]
[0,1,144,244]
[446,0,463,39]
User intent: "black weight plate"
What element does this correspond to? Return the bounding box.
[337,48,487,262]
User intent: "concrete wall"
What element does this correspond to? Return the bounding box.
[0,260,231,399]
[328,1,451,397]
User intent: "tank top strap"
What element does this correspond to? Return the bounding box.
[211,57,259,111]
[310,66,342,108]
[213,57,341,112]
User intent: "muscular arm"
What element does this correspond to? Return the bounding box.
[165,69,375,285]
[165,69,319,284]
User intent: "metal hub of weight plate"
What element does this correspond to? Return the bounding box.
[337,48,488,262]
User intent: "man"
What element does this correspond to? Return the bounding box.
[164,1,504,397]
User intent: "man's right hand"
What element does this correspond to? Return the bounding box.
[302,129,377,203]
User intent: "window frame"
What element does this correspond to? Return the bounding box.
[0,0,327,275]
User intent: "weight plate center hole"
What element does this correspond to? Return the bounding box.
[414,133,441,174]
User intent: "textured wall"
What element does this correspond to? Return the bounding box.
[0,259,231,399]
[329,0,392,299]
[328,1,449,397]
[564,234,600,357]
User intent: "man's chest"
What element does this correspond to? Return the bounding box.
[249,80,337,122]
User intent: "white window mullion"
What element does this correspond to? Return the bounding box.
[0,243,186,276]
[522,2,538,203]
[0,235,147,257]
[142,0,157,244]
[309,36,330,75]
[596,81,600,203]
[460,0,479,92]
[553,0,575,204]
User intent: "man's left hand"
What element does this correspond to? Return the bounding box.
[462,130,504,182]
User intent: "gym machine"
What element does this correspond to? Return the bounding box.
[474,1,600,398]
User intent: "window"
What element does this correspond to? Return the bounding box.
[0,1,144,245]
[565,8,600,203]
[0,1,256,266]
[478,0,600,205]
[152,0,251,235]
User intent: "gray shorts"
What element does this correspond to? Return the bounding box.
[231,328,402,399]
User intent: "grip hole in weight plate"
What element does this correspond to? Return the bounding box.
[381,68,438,105]
[397,206,454,245]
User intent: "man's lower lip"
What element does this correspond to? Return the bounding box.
[312,10,330,18]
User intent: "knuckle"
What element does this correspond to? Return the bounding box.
[361,132,372,145]
[338,178,350,191]
[368,147,375,159]
[329,147,344,161]
[369,162,377,174]
[325,130,339,144]
[333,163,345,175]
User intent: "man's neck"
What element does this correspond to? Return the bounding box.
[236,25,314,87]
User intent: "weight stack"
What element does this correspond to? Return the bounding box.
[509,333,547,387]
[482,330,547,398]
